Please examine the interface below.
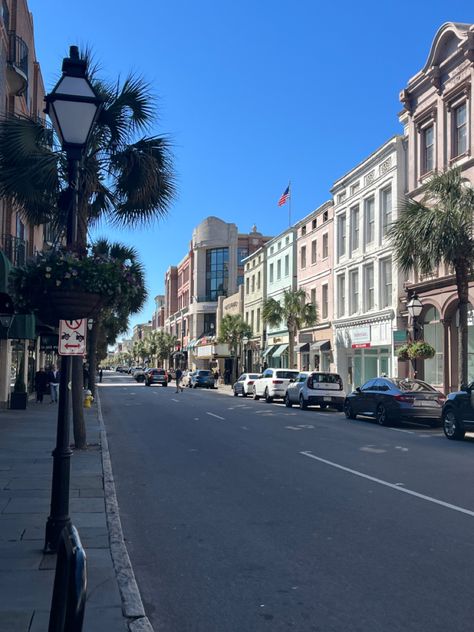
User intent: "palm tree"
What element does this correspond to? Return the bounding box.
[262,289,318,369]
[389,167,474,388]
[157,332,178,367]
[217,314,252,381]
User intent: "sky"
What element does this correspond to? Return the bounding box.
[28,0,473,332]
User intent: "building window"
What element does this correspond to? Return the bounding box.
[251,275,255,292]
[253,259,256,267]
[312,218,317,230]
[380,258,392,308]
[301,246,307,268]
[322,233,328,259]
[284,254,289,276]
[277,259,281,279]
[364,197,375,245]
[363,264,374,311]
[337,274,345,317]
[422,125,434,174]
[349,269,359,315]
[381,187,392,239]
[269,263,274,283]
[245,311,249,323]
[278,241,281,250]
[237,247,249,265]
[350,182,360,195]
[256,308,261,332]
[310,288,316,305]
[257,270,261,289]
[423,307,444,385]
[322,284,328,319]
[311,239,317,264]
[285,236,289,244]
[350,205,359,252]
[206,247,229,300]
[337,213,346,258]
[453,102,467,158]
[203,313,216,334]
[301,226,306,236]
[323,210,329,222]
[251,310,255,331]
[246,277,250,294]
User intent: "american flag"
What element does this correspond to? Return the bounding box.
[278,185,290,206]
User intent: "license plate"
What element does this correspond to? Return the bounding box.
[323,396,332,402]
[415,400,435,407]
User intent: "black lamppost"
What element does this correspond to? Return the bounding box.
[44,46,102,552]
[407,294,423,379]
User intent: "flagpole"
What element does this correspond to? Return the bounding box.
[288,180,291,228]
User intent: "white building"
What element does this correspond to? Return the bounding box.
[331,136,407,390]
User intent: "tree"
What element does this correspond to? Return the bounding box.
[217,314,252,381]
[389,167,474,388]
[262,289,318,369]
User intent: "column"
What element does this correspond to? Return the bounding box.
[442,319,450,394]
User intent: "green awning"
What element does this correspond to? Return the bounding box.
[0,250,12,294]
[262,345,277,358]
[272,344,289,358]
[8,314,36,340]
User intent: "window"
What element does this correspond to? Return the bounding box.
[312,219,317,230]
[337,274,345,317]
[257,271,261,289]
[350,205,359,251]
[277,259,281,279]
[311,240,317,264]
[203,313,216,334]
[284,254,289,276]
[256,308,261,332]
[278,241,281,249]
[245,311,249,323]
[364,197,375,245]
[322,233,328,259]
[349,269,359,314]
[253,259,256,267]
[237,247,248,264]
[246,277,250,294]
[364,264,374,311]
[301,245,307,268]
[205,247,229,300]
[285,236,289,244]
[453,102,467,158]
[310,288,316,305]
[251,310,254,331]
[323,210,329,222]
[251,275,255,292]
[269,263,274,283]
[350,182,360,195]
[380,258,392,308]
[301,226,306,236]
[337,213,346,258]
[381,187,392,238]
[322,284,328,319]
[422,125,434,174]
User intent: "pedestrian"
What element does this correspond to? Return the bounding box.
[175,368,183,392]
[47,366,60,403]
[34,367,48,403]
[224,368,231,385]
[213,369,219,388]
[83,364,89,388]
[99,367,103,383]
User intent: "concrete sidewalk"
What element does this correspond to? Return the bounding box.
[0,397,149,631]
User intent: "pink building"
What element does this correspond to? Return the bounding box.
[295,200,334,371]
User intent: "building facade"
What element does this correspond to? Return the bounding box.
[242,246,266,372]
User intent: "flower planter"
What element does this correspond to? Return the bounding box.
[37,291,102,325]
[10,391,27,410]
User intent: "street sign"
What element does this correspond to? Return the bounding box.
[58,319,87,356]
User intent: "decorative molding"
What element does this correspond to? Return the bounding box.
[364,170,375,186]
[379,157,392,176]
[399,88,412,113]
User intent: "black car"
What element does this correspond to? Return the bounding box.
[343,377,445,426]
[442,382,474,440]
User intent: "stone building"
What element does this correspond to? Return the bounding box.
[242,246,266,372]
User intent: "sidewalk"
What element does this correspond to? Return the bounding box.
[0,396,150,631]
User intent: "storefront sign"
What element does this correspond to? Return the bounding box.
[393,330,408,347]
[351,326,370,348]
[352,342,371,349]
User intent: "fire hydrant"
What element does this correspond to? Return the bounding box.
[83,389,94,408]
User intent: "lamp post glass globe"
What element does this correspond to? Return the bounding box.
[0,314,13,329]
[407,295,423,319]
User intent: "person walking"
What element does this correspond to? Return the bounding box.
[213,369,219,389]
[47,366,60,403]
[99,367,103,383]
[175,368,183,392]
[34,367,48,403]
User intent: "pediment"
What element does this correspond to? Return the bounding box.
[422,22,471,73]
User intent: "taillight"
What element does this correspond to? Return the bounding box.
[437,394,446,405]
[248,381,254,385]
[395,394,415,404]
[272,380,283,384]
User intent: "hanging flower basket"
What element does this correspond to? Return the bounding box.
[407,341,436,360]
[396,344,411,361]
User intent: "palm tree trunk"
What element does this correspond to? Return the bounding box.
[456,264,470,389]
[72,356,87,449]
[288,323,296,370]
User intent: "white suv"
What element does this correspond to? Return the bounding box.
[253,368,300,403]
[285,371,346,411]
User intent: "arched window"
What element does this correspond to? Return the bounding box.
[423,306,443,385]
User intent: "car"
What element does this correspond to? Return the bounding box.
[442,381,474,440]
[343,377,445,426]
[232,373,261,397]
[181,370,196,388]
[133,368,147,382]
[190,370,215,388]
[145,368,168,386]
[253,368,300,403]
[285,371,345,410]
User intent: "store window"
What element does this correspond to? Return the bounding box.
[423,306,443,385]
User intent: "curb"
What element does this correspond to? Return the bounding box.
[96,389,154,632]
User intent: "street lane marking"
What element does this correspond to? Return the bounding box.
[207,412,225,420]
[301,451,474,518]
[387,427,414,435]
[172,398,179,402]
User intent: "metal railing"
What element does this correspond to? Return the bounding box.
[8,32,28,79]
[1,234,29,267]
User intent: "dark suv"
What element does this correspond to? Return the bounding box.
[145,368,168,387]
[442,382,474,440]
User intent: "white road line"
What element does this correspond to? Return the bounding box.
[387,427,414,435]
[207,412,225,421]
[300,451,474,518]
[171,398,179,402]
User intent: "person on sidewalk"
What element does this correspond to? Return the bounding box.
[99,367,103,383]
[47,366,60,403]
[213,369,219,389]
[34,367,48,403]
[175,368,183,392]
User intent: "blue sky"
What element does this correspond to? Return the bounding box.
[28,1,473,331]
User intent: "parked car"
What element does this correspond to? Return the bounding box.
[442,382,474,440]
[190,370,215,389]
[133,367,147,382]
[285,371,345,410]
[145,368,168,387]
[344,377,445,426]
[181,370,195,388]
[115,365,126,373]
[253,368,300,402]
[232,373,261,397]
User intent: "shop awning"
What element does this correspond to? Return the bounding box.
[262,345,277,358]
[8,314,36,340]
[272,343,288,358]
[295,342,310,353]
[310,340,331,352]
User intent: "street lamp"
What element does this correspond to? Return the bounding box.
[407,294,423,378]
[44,46,102,553]
[0,293,14,331]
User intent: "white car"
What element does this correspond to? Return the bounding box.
[285,371,346,410]
[253,368,300,403]
[232,373,261,397]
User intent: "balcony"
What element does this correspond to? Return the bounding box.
[1,234,28,267]
[7,32,28,96]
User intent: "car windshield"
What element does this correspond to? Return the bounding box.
[275,371,299,379]
[311,373,341,383]
[393,378,437,392]
[197,371,211,376]
[248,374,260,379]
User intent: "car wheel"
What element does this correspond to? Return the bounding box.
[163,383,168,387]
[242,391,247,398]
[319,403,327,410]
[285,393,292,408]
[299,395,308,410]
[265,388,273,403]
[253,387,260,400]
[344,401,356,419]
[233,388,238,396]
[193,384,197,389]
[443,408,465,440]
[376,404,389,426]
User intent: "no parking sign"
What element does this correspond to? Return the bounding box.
[58,319,87,356]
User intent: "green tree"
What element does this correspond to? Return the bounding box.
[262,289,318,369]
[389,167,474,388]
[218,314,252,381]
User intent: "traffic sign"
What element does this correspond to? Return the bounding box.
[59,319,87,356]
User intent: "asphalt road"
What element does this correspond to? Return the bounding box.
[99,372,474,632]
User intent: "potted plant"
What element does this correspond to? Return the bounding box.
[10,361,28,410]
[407,341,436,361]
[396,344,411,361]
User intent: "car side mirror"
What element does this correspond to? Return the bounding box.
[355,386,361,393]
